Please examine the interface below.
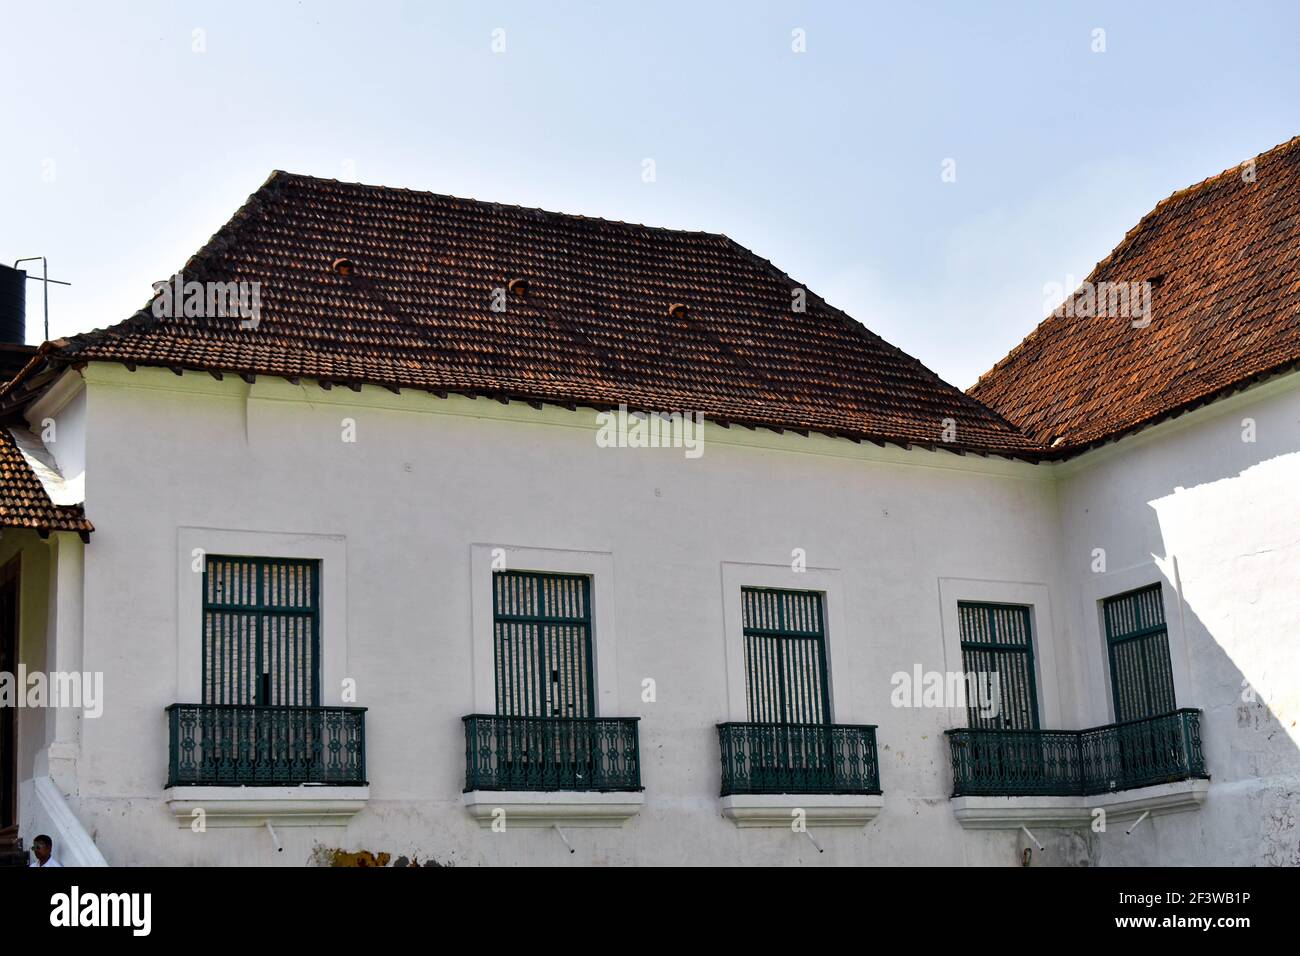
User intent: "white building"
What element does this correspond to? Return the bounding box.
[1,140,1297,866]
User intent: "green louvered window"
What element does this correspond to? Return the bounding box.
[1104,584,1177,722]
[958,602,1040,730]
[202,556,320,706]
[741,588,831,724]
[493,571,595,718]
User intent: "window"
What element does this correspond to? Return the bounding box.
[493,571,594,718]
[958,602,1039,730]
[1104,584,1177,722]
[202,555,320,706]
[741,587,830,724]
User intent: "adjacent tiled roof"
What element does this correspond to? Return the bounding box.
[0,428,92,535]
[52,171,1041,457]
[971,136,1300,453]
[0,344,39,383]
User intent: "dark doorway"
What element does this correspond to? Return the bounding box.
[0,558,19,841]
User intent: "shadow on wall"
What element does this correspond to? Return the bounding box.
[1076,388,1300,865]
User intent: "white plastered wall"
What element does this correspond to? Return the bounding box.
[62,362,1300,866]
[68,364,1075,865]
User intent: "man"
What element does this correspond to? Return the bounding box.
[31,834,62,867]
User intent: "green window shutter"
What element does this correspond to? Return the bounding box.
[493,571,594,718]
[1104,584,1177,722]
[202,556,320,706]
[741,588,830,724]
[958,602,1039,730]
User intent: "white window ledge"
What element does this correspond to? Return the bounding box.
[165,786,370,828]
[720,793,884,828]
[951,778,1209,830]
[463,790,644,828]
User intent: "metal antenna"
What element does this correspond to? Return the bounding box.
[13,257,72,342]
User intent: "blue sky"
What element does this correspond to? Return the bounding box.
[2,1,1297,388]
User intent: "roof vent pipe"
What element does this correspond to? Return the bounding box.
[331,257,355,277]
[667,303,689,319]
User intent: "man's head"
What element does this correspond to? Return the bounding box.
[32,834,53,864]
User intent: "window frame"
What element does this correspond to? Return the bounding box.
[740,586,831,725]
[1081,560,1189,726]
[469,545,620,718]
[491,569,596,719]
[201,554,322,707]
[177,528,348,708]
[937,578,1061,731]
[1103,582,1178,722]
[720,562,851,725]
[956,600,1041,730]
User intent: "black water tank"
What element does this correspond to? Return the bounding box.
[0,264,25,345]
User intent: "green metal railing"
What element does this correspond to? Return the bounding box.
[946,708,1206,797]
[463,714,642,792]
[166,703,367,787]
[717,722,881,796]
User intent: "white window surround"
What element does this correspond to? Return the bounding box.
[173,528,359,827]
[176,528,349,704]
[718,562,882,827]
[465,544,638,828]
[720,562,853,723]
[1080,559,1191,726]
[468,543,620,716]
[936,578,1062,732]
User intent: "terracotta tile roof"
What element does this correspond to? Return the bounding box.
[971,136,1300,454]
[55,171,1041,457]
[0,428,92,536]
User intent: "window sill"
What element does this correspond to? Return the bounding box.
[951,778,1209,830]
[462,790,644,828]
[720,793,884,828]
[164,785,370,828]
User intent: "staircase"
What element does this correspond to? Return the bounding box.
[0,825,27,867]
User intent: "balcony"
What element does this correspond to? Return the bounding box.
[716,722,883,827]
[167,703,367,786]
[945,709,1209,828]
[461,714,644,827]
[164,703,368,827]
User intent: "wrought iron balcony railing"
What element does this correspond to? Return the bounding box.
[463,714,643,792]
[945,708,1207,797]
[166,703,367,787]
[717,722,882,796]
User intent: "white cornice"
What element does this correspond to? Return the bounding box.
[24,368,85,428]
[79,362,1053,481]
[1048,368,1300,478]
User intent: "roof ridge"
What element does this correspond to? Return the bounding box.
[969,134,1300,396]
[268,169,732,241]
[1141,133,1300,222]
[27,169,1052,459]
